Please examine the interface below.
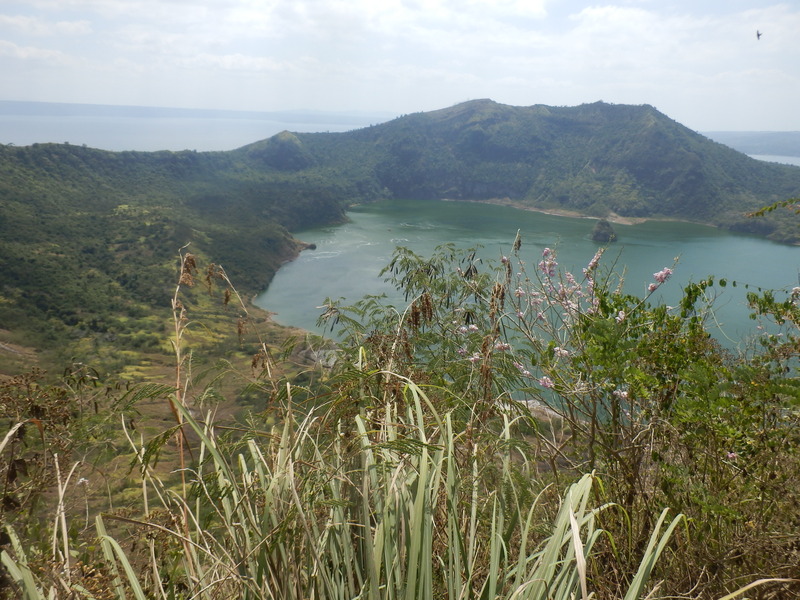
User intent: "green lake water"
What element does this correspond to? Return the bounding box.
[255,199,799,348]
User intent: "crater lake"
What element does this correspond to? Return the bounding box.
[255,199,799,349]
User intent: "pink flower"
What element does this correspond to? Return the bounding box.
[538,260,557,277]
[726,451,738,461]
[647,267,673,293]
[538,376,554,389]
[554,346,569,358]
[653,267,672,284]
[538,248,557,277]
[514,362,532,378]
[586,249,604,272]
[615,310,625,323]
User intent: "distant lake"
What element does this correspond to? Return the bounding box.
[0,115,365,151]
[255,200,799,349]
[750,154,800,167]
[0,101,393,151]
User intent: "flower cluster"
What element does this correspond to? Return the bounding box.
[654,267,672,283]
[538,247,558,278]
[508,246,601,324]
[584,248,604,274]
[648,267,673,293]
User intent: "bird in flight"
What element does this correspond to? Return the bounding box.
[757,30,762,40]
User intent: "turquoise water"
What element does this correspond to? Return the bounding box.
[255,200,800,348]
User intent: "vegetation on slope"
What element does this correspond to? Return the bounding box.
[3,99,800,374]
[0,142,352,374]
[265,100,800,240]
[1,100,798,598]
[0,242,798,599]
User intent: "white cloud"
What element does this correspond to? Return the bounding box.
[0,0,798,129]
[0,14,91,35]
[0,39,76,64]
[179,52,287,72]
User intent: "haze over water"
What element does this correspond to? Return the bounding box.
[256,200,800,349]
[0,102,393,151]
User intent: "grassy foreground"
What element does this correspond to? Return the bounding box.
[1,244,799,599]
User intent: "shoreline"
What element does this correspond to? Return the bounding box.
[440,197,658,226]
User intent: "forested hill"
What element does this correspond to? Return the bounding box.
[239,99,800,240]
[0,142,359,371]
[2,99,800,373]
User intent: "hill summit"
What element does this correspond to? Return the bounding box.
[238,99,800,239]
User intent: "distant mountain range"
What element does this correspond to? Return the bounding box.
[2,99,799,371]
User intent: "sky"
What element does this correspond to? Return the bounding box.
[1,0,799,131]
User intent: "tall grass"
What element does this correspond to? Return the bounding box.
[3,249,795,599]
[3,371,692,599]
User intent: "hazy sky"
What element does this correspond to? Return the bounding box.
[1,0,798,131]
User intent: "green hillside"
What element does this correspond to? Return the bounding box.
[263,99,800,239]
[0,143,354,372]
[2,99,800,373]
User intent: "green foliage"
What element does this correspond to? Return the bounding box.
[1,381,686,600]
[292,100,800,237]
[3,100,800,372]
[3,103,800,597]
[0,366,131,534]
[318,239,800,597]
[1,242,799,599]
[0,142,338,372]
